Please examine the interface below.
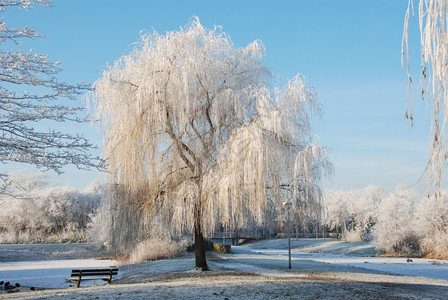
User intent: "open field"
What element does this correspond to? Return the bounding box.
[1,239,448,299]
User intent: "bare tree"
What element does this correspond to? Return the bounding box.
[403,0,448,194]
[91,17,332,270]
[0,0,99,182]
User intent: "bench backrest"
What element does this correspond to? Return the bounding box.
[71,268,118,277]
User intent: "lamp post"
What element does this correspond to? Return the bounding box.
[282,201,292,269]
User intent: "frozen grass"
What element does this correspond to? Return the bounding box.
[7,274,448,300]
[126,237,189,264]
[0,231,88,246]
[1,239,448,299]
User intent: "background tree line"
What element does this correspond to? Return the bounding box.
[0,172,101,243]
[2,170,447,262]
[325,184,448,259]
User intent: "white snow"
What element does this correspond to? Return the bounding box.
[231,244,448,281]
[304,254,448,280]
[1,239,448,299]
[0,259,117,289]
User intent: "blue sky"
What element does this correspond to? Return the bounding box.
[4,0,431,193]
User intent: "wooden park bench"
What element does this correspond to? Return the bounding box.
[66,267,118,288]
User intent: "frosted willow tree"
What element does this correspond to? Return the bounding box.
[403,0,448,193]
[0,0,98,184]
[92,18,332,270]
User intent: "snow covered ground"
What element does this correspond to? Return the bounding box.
[0,259,117,289]
[1,239,448,299]
[231,238,448,281]
[0,243,116,289]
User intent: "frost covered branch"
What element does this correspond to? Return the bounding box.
[0,0,102,179]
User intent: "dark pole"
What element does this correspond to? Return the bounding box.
[283,202,292,269]
[288,213,291,269]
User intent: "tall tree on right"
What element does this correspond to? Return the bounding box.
[403,0,448,194]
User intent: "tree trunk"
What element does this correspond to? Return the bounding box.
[193,174,209,271]
[194,221,209,271]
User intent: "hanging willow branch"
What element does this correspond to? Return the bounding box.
[403,0,448,195]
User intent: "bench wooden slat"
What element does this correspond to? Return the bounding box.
[70,271,118,276]
[71,270,118,276]
[71,268,118,272]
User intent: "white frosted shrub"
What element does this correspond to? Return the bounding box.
[421,231,448,259]
[127,237,189,264]
[415,193,448,259]
[324,185,382,241]
[127,218,189,263]
[373,185,421,257]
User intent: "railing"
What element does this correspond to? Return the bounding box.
[210,230,335,244]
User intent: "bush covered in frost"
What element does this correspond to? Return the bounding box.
[0,172,101,244]
[324,184,448,258]
[324,185,382,242]
[414,193,448,259]
[126,237,189,263]
[372,185,421,256]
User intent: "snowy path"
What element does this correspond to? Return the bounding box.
[306,253,448,281]
[227,244,448,281]
[212,259,308,278]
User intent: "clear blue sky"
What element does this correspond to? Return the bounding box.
[4,0,430,193]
